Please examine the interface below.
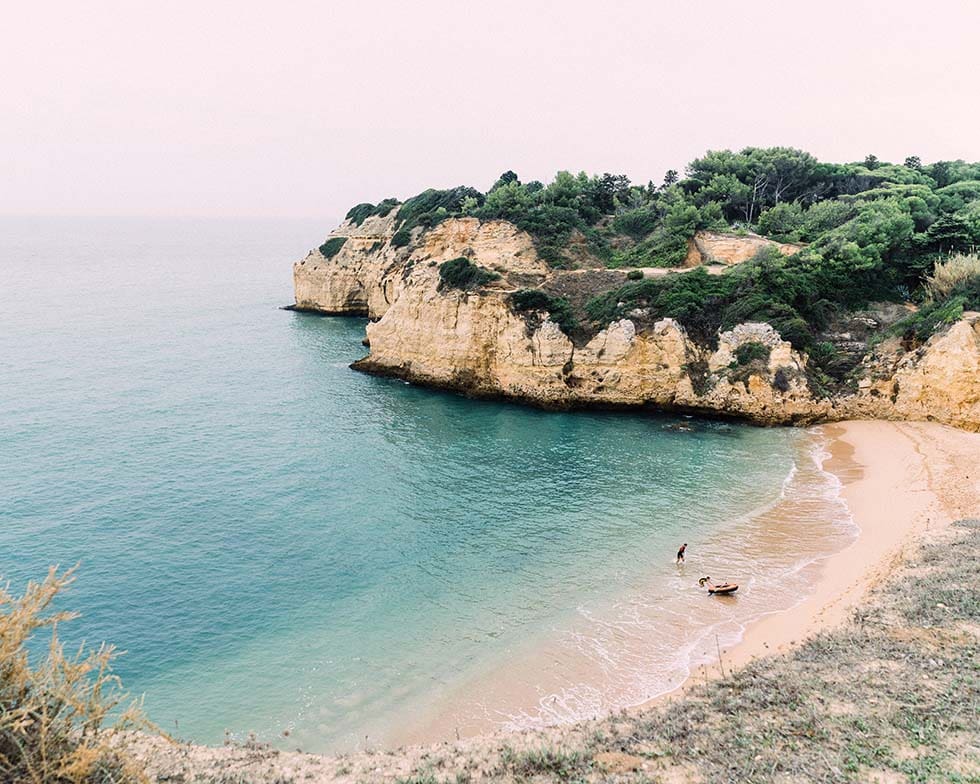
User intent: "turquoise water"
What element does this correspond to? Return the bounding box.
[0,217,850,753]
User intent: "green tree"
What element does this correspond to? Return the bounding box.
[687,147,820,224]
[757,202,805,240]
[490,170,520,191]
[926,213,974,254]
[936,181,980,212]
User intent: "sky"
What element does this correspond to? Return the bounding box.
[3,0,979,221]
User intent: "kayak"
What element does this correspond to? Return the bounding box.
[699,577,738,595]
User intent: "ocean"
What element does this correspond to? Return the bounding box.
[0,216,853,753]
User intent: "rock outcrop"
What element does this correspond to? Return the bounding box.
[293,218,980,431]
[293,216,547,317]
[684,230,803,267]
[850,313,980,432]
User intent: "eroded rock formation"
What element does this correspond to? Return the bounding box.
[292,218,980,431]
[684,231,803,267]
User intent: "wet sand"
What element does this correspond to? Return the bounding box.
[667,419,980,696]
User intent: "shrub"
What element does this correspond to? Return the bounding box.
[684,359,713,395]
[899,298,967,343]
[586,267,727,342]
[498,747,588,779]
[924,252,980,301]
[508,289,577,334]
[611,207,658,240]
[394,187,483,237]
[437,257,500,290]
[756,202,804,241]
[798,199,857,240]
[318,237,347,258]
[734,341,771,365]
[626,269,644,280]
[345,198,399,226]
[0,567,149,783]
[390,228,411,247]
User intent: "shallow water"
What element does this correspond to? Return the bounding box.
[0,216,852,753]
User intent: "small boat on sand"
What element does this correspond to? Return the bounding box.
[699,576,738,595]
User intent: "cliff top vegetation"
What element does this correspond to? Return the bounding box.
[341,149,980,385]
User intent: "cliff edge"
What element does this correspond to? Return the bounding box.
[292,215,980,431]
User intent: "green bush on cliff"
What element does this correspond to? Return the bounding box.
[345,198,400,226]
[891,259,980,343]
[734,341,771,366]
[318,237,347,258]
[339,149,980,349]
[508,289,577,334]
[437,257,500,290]
[394,187,483,235]
[586,267,729,342]
[611,207,658,240]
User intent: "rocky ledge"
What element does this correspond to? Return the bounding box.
[292,215,980,431]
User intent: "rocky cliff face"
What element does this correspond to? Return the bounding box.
[684,230,803,267]
[852,315,980,432]
[293,212,403,316]
[293,216,547,317]
[293,218,980,431]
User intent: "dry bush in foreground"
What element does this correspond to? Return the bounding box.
[0,566,149,784]
[925,252,980,301]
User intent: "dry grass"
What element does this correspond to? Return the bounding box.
[925,253,980,302]
[0,566,150,784]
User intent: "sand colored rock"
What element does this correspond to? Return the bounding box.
[293,217,547,317]
[852,313,980,431]
[293,212,403,315]
[419,217,548,276]
[684,230,803,267]
[356,265,827,424]
[294,218,980,431]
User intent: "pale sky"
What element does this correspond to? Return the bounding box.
[3,0,979,220]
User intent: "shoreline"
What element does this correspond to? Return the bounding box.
[648,419,976,708]
[130,419,980,782]
[396,423,854,747]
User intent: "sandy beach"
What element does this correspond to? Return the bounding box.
[698,419,979,679]
[656,419,979,698]
[400,418,978,745]
[130,418,980,782]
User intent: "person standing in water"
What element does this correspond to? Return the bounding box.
[676,543,687,564]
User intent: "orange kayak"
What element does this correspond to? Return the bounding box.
[699,577,738,595]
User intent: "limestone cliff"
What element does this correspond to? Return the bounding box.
[684,230,803,267]
[293,212,403,316]
[851,314,980,432]
[293,216,548,317]
[293,218,980,431]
